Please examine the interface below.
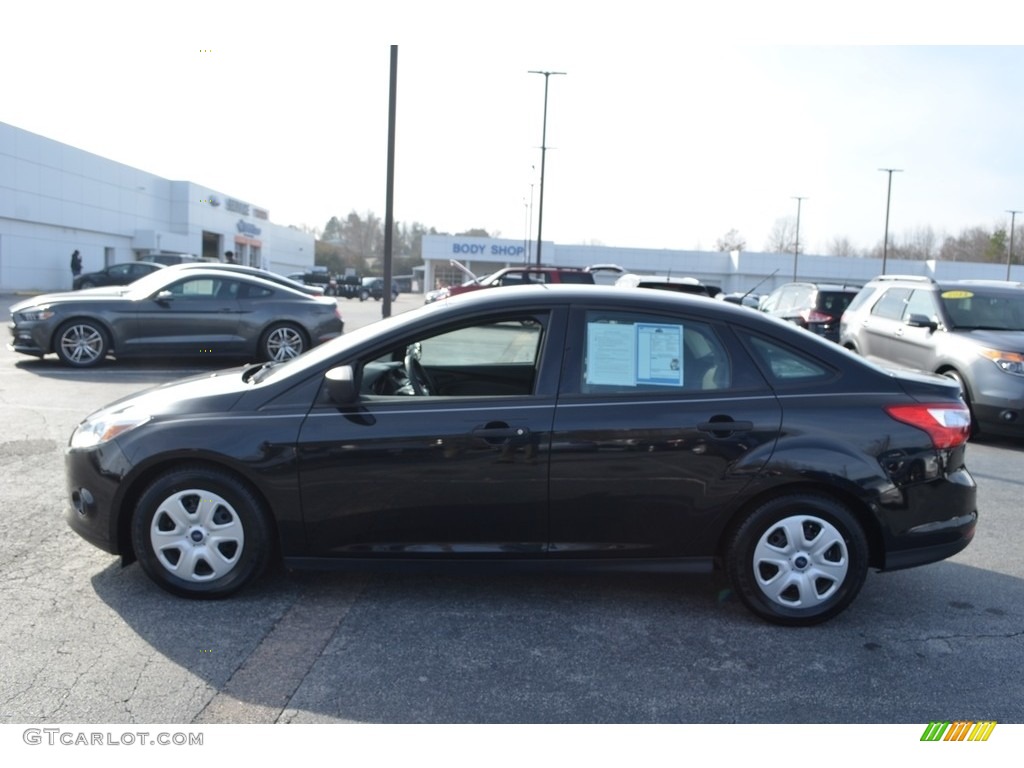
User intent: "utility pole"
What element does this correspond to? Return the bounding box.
[879,168,902,274]
[529,70,566,266]
[1007,209,1021,280]
[792,196,806,281]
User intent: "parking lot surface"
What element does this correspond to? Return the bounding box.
[2,292,1023,724]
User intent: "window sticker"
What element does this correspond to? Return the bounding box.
[941,290,974,299]
[636,323,684,386]
[585,321,685,387]
[585,322,636,386]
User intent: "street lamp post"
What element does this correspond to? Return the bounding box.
[879,168,903,274]
[1007,210,1021,281]
[529,70,566,266]
[792,196,806,281]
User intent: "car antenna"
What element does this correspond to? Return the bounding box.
[742,268,779,301]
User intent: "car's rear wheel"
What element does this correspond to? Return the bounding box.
[726,494,868,626]
[55,320,109,367]
[131,466,272,598]
[79,279,96,289]
[260,323,307,362]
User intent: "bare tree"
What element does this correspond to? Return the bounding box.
[827,236,861,258]
[764,217,797,254]
[715,228,746,253]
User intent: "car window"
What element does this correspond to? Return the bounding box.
[109,264,131,277]
[238,282,274,299]
[818,291,856,314]
[579,311,731,393]
[418,319,543,366]
[165,277,225,298]
[744,335,832,384]
[869,287,911,320]
[360,314,548,397]
[904,289,937,321]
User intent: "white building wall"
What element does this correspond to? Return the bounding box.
[0,122,313,292]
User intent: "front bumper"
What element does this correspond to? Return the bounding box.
[65,441,134,557]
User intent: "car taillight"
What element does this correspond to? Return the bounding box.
[884,404,972,449]
[800,309,834,324]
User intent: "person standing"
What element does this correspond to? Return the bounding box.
[224,250,235,264]
[70,249,82,277]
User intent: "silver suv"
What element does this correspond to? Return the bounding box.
[840,275,1024,436]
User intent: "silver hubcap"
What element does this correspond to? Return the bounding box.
[60,325,104,364]
[752,515,849,609]
[266,327,304,360]
[149,489,244,583]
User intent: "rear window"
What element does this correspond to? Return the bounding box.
[817,291,857,314]
[558,272,595,284]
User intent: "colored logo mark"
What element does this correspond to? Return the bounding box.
[921,721,996,742]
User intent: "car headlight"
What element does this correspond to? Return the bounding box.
[70,407,151,449]
[978,348,1024,376]
[18,307,55,322]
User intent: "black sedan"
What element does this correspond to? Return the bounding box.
[10,267,343,367]
[64,285,976,625]
[73,261,165,290]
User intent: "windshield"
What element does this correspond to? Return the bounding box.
[941,289,1024,331]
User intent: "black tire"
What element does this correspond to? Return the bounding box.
[359,290,369,302]
[130,465,273,598]
[54,319,109,367]
[259,322,308,362]
[79,279,96,289]
[726,494,868,626]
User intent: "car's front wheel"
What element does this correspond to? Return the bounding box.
[55,320,109,367]
[260,323,308,362]
[131,466,273,598]
[726,494,868,626]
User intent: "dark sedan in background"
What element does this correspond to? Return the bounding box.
[10,267,343,367]
[73,261,165,290]
[64,285,975,625]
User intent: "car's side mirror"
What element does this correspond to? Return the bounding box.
[325,365,358,404]
[154,290,174,304]
[906,313,938,332]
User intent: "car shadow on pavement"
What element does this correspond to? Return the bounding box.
[90,557,1024,724]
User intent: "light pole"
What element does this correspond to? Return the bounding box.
[879,168,902,274]
[1008,210,1021,281]
[529,70,566,266]
[792,196,806,281]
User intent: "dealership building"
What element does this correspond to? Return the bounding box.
[0,122,313,292]
[420,233,1014,298]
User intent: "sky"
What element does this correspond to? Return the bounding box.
[4,1,1024,256]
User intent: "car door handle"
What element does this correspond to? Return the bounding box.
[697,419,753,434]
[472,424,531,445]
[473,426,530,439]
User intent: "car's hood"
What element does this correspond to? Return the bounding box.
[12,287,132,311]
[80,366,254,423]
[956,328,1024,350]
